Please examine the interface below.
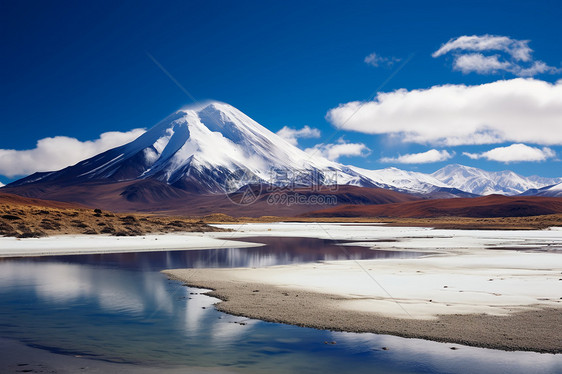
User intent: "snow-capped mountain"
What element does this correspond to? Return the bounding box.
[521,182,562,197]
[431,164,562,196]
[350,166,449,194]
[10,102,379,193]
[6,103,559,199]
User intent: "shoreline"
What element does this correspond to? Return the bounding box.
[2,220,561,257]
[166,273,562,353]
[165,250,562,353]
[0,233,263,258]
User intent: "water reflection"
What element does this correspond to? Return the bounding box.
[0,236,421,271]
[0,262,167,315]
[331,332,562,374]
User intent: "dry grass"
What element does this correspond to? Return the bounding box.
[0,204,227,238]
[203,214,562,230]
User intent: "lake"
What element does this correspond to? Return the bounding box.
[0,236,560,373]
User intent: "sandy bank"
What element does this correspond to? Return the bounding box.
[165,250,562,353]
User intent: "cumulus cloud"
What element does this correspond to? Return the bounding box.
[326,78,562,146]
[380,149,454,164]
[0,129,146,178]
[364,52,401,67]
[305,138,370,161]
[276,125,321,146]
[453,53,511,74]
[433,35,559,77]
[516,61,559,77]
[463,144,556,163]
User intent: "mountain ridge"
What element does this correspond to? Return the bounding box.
[9,102,379,193]
[520,181,562,197]
[2,102,560,216]
[431,164,561,196]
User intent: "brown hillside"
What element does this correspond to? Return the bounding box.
[1,182,418,217]
[0,192,89,209]
[302,195,562,218]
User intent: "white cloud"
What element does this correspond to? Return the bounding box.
[433,35,533,61]
[453,53,512,74]
[463,144,556,163]
[276,125,321,146]
[433,34,559,77]
[305,138,370,161]
[516,61,559,77]
[326,78,562,146]
[380,149,454,164]
[364,52,401,67]
[0,129,146,178]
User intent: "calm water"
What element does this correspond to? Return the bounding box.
[0,236,560,373]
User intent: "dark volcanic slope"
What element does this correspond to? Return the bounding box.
[1,182,419,217]
[302,195,562,218]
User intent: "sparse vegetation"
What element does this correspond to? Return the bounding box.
[193,214,562,230]
[0,203,227,238]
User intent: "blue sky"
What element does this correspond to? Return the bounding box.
[1,0,561,184]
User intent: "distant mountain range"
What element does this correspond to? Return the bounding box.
[431,164,561,196]
[2,102,561,216]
